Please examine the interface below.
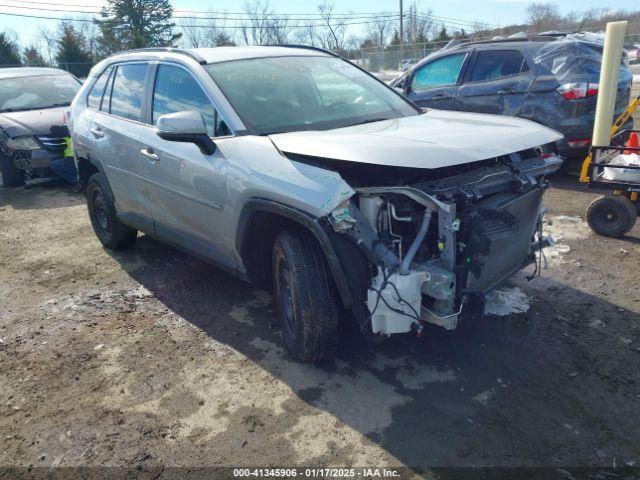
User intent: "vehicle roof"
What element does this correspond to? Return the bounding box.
[0,67,72,79]
[407,35,605,74]
[193,46,330,63]
[445,36,559,53]
[103,46,331,66]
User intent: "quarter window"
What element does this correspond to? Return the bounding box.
[469,50,529,82]
[152,65,229,137]
[412,54,466,90]
[108,64,148,121]
[87,67,113,110]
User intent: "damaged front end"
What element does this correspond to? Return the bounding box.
[325,149,562,336]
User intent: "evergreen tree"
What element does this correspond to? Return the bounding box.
[0,32,22,67]
[96,0,181,55]
[23,46,47,66]
[56,23,94,78]
[388,29,401,46]
[435,26,450,42]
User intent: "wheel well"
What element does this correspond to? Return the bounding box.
[239,206,368,316]
[77,157,99,187]
[240,211,301,285]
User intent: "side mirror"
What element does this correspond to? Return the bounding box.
[155,110,216,155]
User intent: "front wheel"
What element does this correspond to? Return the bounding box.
[0,154,24,188]
[272,230,341,363]
[86,172,137,250]
[586,195,637,238]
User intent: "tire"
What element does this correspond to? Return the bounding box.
[0,154,24,188]
[272,229,341,363]
[86,172,137,250]
[586,195,637,238]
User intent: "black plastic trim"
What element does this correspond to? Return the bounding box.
[237,198,355,309]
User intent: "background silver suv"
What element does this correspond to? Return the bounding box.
[71,46,562,363]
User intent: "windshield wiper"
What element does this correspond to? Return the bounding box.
[41,102,71,109]
[347,118,390,127]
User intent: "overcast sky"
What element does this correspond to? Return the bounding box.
[1,0,638,47]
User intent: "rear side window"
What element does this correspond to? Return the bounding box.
[412,54,466,91]
[152,64,230,137]
[87,67,112,110]
[108,64,148,122]
[469,50,529,82]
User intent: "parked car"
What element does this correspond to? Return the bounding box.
[390,36,634,161]
[71,46,562,363]
[0,67,82,188]
[627,44,639,64]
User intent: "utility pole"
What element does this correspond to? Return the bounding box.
[399,0,404,69]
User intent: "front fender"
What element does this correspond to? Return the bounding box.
[236,198,355,309]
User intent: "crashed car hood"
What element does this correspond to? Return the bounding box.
[270,109,563,169]
[0,106,68,137]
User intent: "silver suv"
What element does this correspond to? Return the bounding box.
[70,46,563,363]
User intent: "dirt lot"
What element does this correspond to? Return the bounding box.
[2,106,640,478]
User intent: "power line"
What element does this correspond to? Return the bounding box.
[1,0,497,25]
[0,2,405,21]
[0,10,462,30]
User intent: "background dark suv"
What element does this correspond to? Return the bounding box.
[391,35,634,161]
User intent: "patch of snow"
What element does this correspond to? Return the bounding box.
[484,286,530,316]
[542,215,590,266]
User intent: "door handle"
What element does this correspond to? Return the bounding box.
[497,89,515,95]
[432,94,449,100]
[141,147,159,162]
[90,127,104,139]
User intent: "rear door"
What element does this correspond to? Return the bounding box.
[89,62,151,223]
[458,49,534,116]
[140,62,234,266]
[405,52,469,110]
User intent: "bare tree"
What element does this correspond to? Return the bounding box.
[77,16,101,60]
[38,26,58,65]
[316,1,351,52]
[292,20,319,47]
[179,13,236,48]
[241,0,289,45]
[365,14,392,48]
[403,3,433,46]
[526,3,562,32]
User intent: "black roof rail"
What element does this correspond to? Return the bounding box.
[120,47,207,64]
[266,44,339,57]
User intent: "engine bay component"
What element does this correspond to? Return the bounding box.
[367,269,426,335]
[337,151,563,337]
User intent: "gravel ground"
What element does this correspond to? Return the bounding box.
[2,146,640,477]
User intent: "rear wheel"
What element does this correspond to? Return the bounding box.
[586,195,637,238]
[86,172,137,250]
[272,229,341,363]
[0,154,24,188]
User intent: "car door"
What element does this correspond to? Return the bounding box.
[140,63,234,266]
[88,62,152,224]
[405,52,469,110]
[457,49,534,116]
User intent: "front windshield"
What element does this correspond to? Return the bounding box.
[0,74,81,112]
[206,56,418,135]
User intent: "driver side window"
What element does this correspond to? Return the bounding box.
[152,64,230,137]
[411,53,466,91]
